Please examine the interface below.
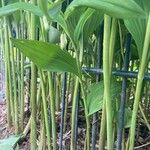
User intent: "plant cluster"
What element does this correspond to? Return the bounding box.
[0,0,150,150]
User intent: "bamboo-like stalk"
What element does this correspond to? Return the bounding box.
[103,14,113,150]
[70,36,90,150]
[70,77,79,150]
[55,74,60,111]
[129,14,150,150]
[1,14,11,127]
[20,52,25,130]
[39,105,46,150]
[39,71,51,150]
[30,0,38,149]
[99,101,106,150]
[99,18,117,150]
[2,7,16,128]
[48,72,57,149]
[8,22,20,133]
[19,6,25,130]
[39,16,57,149]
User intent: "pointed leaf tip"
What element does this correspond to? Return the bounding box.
[11,38,81,78]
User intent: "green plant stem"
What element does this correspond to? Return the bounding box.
[48,72,57,150]
[19,15,25,131]
[8,23,19,133]
[129,14,150,150]
[2,17,12,127]
[70,77,79,150]
[63,73,71,132]
[39,71,51,150]
[55,74,60,111]
[109,18,117,71]
[103,14,113,150]
[39,105,46,150]
[20,53,25,131]
[30,0,37,149]
[40,16,57,149]
[80,84,90,150]
[30,63,37,150]
[70,36,90,149]
[99,101,106,150]
[99,18,117,150]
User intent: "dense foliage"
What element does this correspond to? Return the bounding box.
[0,0,150,150]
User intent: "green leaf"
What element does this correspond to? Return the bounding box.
[74,8,95,41]
[115,107,132,128]
[0,2,43,17]
[124,0,150,59]
[45,2,74,43]
[87,80,121,116]
[0,135,21,150]
[65,0,146,19]
[82,10,103,42]
[39,0,48,15]
[11,38,81,77]
[48,26,61,43]
[124,108,132,128]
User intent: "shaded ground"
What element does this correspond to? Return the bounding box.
[0,100,15,140]
[0,98,29,150]
[0,98,150,149]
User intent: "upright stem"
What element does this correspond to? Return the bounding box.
[3,18,12,127]
[129,14,150,150]
[20,10,25,131]
[39,71,51,150]
[8,23,19,133]
[103,14,113,150]
[39,105,46,150]
[70,77,80,150]
[99,101,106,150]
[30,0,37,149]
[48,73,57,150]
[70,36,90,150]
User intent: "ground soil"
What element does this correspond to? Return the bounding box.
[0,98,150,150]
[0,98,29,150]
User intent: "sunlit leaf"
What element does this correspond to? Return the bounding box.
[82,10,103,42]
[11,38,81,77]
[124,0,150,59]
[65,0,146,19]
[74,8,95,41]
[0,2,43,17]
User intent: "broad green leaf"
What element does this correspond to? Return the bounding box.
[7,0,21,24]
[115,107,132,128]
[65,0,146,19]
[40,0,64,21]
[82,10,103,43]
[0,135,21,150]
[45,1,74,43]
[0,2,43,17]
[39,0,48,15]
[11,38,81,77]
[124,108,132,128]
[65,7,87,41]
[124,0,150,59]
[0,1,73,45]
[87,80,121,116]
[74,8,95,41]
